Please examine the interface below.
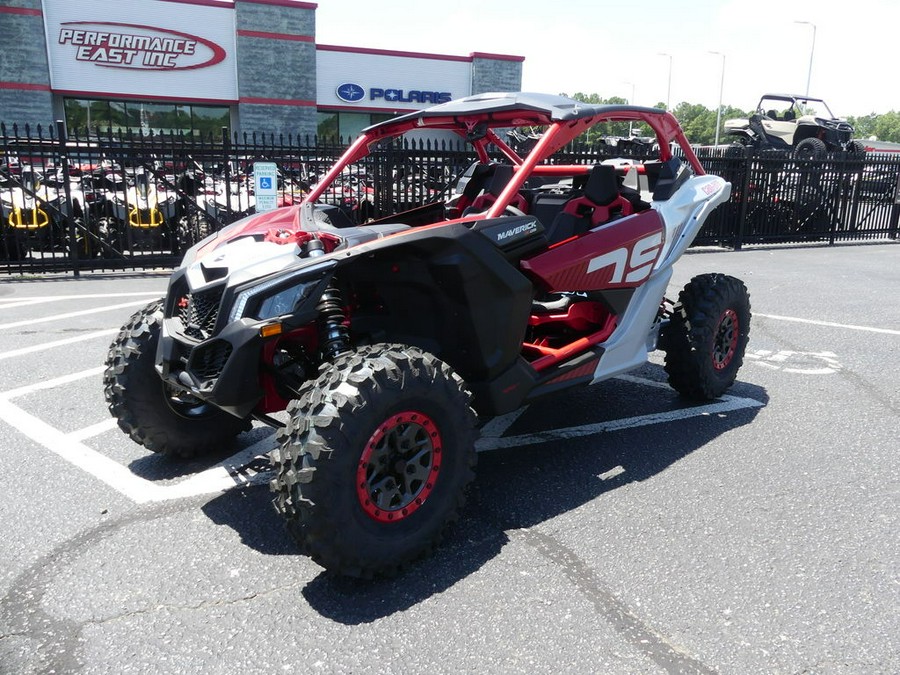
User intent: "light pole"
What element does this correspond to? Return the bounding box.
[658,53,673,110]
[623,81,635,137]
[794,20,816,96]
[709,51,726,146]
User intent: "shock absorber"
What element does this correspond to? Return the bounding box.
[317,282,350,360]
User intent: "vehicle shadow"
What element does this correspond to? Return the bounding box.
[127,425,274,480]
[201,365,768,624]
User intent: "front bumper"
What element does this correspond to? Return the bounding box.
[158,314,266,419]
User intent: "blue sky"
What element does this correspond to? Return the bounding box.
[315,0,897,117]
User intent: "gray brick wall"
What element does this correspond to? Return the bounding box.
[0,1,54,124]
[234,0,315,36]
[234,0,316,136]
[0,90,54,129]
[236,103,316,141]
[471,55,523,95]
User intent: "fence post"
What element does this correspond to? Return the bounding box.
[222,126,233,220]
[733,153,752,250]
[56,120,80,277]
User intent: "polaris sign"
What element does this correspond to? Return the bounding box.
[336,82,451,105]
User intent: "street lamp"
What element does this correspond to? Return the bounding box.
[622,81,635,137]
[794,21,816,96]
[658,53,673,110]
[709,51,726,147]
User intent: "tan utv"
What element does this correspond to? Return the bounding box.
[724,93,865,159]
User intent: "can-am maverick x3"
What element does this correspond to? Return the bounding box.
[105,92,751,577]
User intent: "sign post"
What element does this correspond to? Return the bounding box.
[254,162,278,213]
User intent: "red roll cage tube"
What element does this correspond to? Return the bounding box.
[304,105,703,215]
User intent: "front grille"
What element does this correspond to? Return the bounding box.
[178,286,224,340]
[189,339,232,381]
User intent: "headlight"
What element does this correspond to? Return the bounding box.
[255,281,316,320]
[228,265,331,322]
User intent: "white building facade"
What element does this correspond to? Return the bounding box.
[0,0,524,138]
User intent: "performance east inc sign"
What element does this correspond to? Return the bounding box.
[57,22,226,71]
[43,0,238,102]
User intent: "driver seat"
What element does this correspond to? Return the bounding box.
[464,164,528,215]
[543,164,633,244]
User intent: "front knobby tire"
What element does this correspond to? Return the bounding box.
[270,344,478,578]
[103,299,250,458]
[794,137,827,161]
[663,273,751,400]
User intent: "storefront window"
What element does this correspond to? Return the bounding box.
[191,106,230,137]
[338,112,369,141]
[108,101,127,132]
[316,111,400,142]
[317,112,338,140]
[64,98,231,137]
[63,99,89,129]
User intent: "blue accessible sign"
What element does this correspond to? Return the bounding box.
[254,162,278,212]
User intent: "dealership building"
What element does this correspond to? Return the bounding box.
[0,0,524,138]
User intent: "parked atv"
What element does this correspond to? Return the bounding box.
[0,167,103,259]
[104,92,751,577]
[101,166,179,253]
[724,93,864,159]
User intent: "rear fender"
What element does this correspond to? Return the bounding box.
[654,175,730,268]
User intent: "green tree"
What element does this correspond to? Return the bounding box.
[848,113,878,139]
[871,111,900,143]
[564,92,630,141]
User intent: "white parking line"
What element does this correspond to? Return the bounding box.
[0,292,162,310]
[755,313,900,336]
[0,329,119,360]
[1,366,107,399]
[68,418,119,442]
[0,300,150,331]
[0,398,168,503]
[475,393,763,451]
[0,361,765,504]
[0,396,275,504]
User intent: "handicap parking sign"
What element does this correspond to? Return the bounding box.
[253,162,278,212]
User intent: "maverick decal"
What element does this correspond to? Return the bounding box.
[57,21,226,71]
[496,220,539,241]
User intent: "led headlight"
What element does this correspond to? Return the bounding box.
[228,263,332,322]
[255,281,316,320]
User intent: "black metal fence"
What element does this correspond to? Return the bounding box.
[698,148,900,247]
[2,122,898,275]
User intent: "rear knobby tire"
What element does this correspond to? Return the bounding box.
[270,344,478,578]
[103,299,250,458]
[663,273,751,400]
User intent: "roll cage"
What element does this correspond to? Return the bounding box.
[304,92,704,222]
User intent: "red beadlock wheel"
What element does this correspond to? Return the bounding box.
[357,411,442,522]
[713,308,740,371]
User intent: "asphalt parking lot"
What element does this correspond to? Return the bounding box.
[0,242,898,674]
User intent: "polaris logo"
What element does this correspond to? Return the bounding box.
[336,83,365,103]
[496,220,538,241]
